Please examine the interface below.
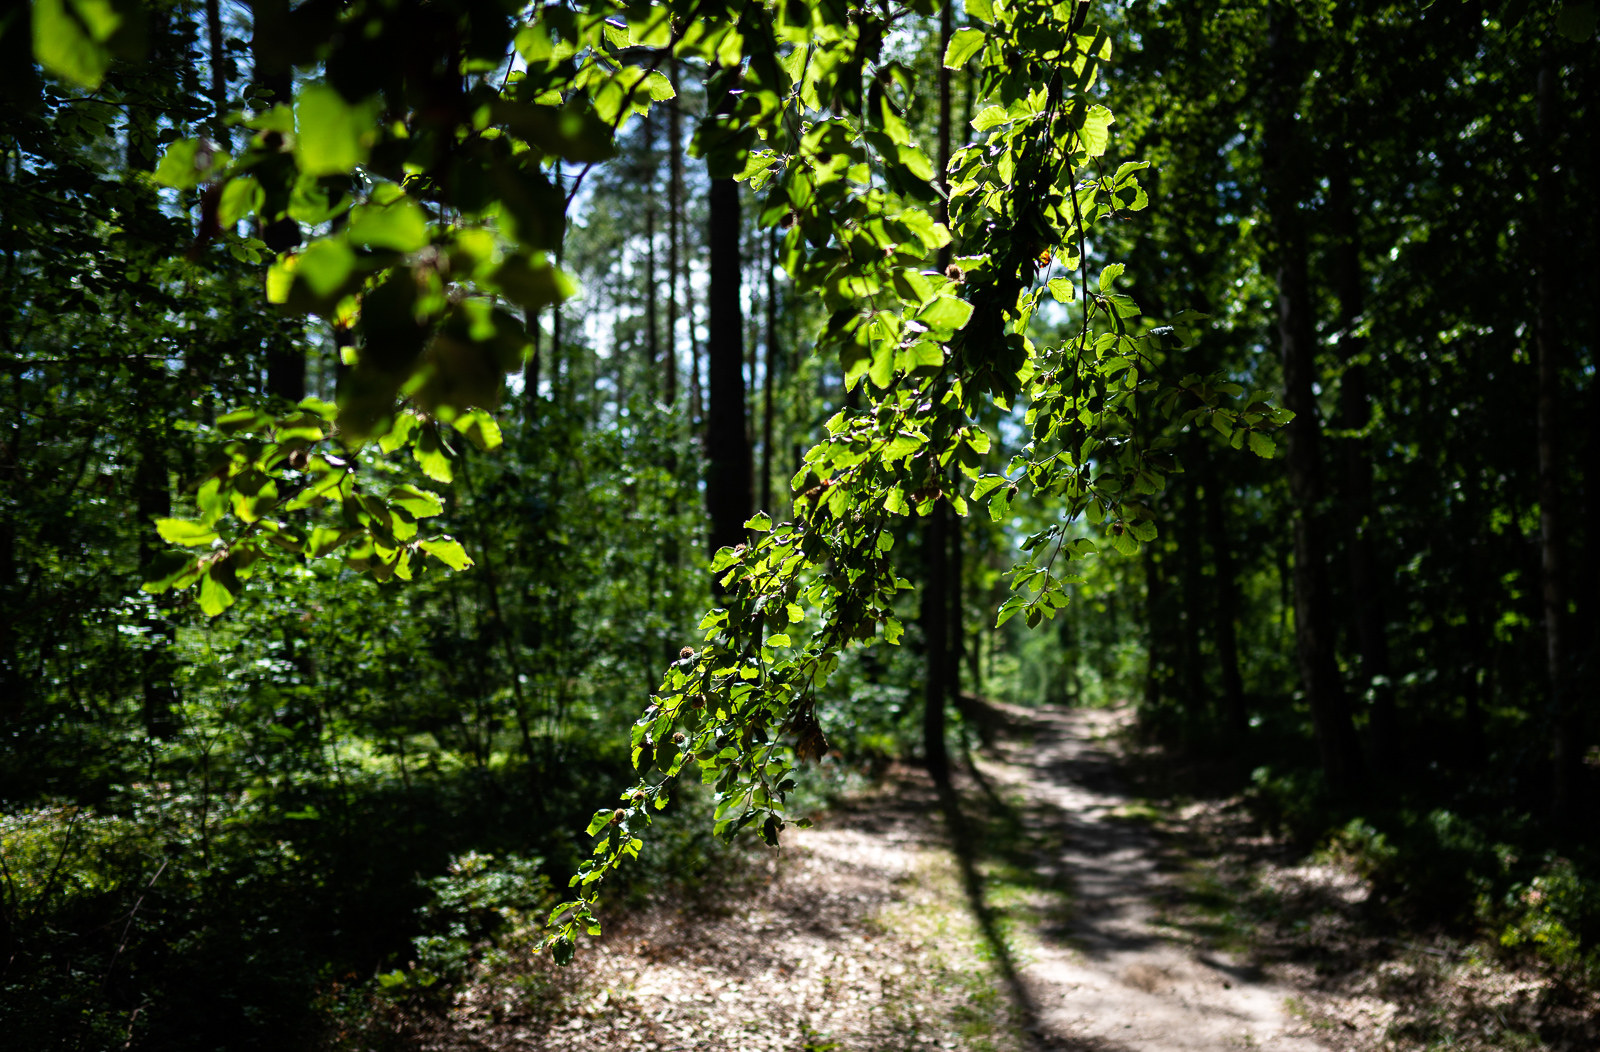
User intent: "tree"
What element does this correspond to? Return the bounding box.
[21,0,1284,966]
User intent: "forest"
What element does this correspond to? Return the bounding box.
[1,0,1595,1048]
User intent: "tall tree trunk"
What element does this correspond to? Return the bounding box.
[923,496,951,787]
[705,155,751,565]
[205,0,229,150]
[0,400,19,725]
[1266,8,1362,794]
[1329,10,1396,771]
[136,443,178,739]
[642,112,659,402]
[1200,447,1247,737]
[251,0,305,407]
[1535,60,1578,826]
[522,307,540,415]
[761,229,777,513]
[1178,483,1204,719]
[665,59,682,406]
[1144,543,1168,714]
[919,0,956,788]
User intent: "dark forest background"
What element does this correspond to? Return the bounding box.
[1,0,1595,1048]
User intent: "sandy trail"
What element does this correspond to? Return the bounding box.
[403,704,1332,1050]
[966,702,1328,1052]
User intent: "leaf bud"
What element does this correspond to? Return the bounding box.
[679,646,696,660]
[610,808,625,826]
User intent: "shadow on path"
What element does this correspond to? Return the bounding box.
[938,700,1330,1052]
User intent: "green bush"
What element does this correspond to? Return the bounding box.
[1491,855,1600,980]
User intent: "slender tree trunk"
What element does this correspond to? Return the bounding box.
[761,229,777,513]
[1266,8,1362,794]
[1329,12,1396,771]
[665,59,682,406]
[0,407,15,724]
[919,0,956,788]
[1201,448,1247,737]
[136,444,178,739]
[1144,543,1168,714]
[1535,60,1578,826]
[642,112,660,402]
[523,308,541,414]
[1178,484,1204,718]
[706,139,752,564]
[688,242,703,430]
[205,0,229,150]
[923,497,951,787]
[251,0,306,408]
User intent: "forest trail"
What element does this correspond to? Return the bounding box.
[408,704,1333,1051]
[964,702,1329,1052]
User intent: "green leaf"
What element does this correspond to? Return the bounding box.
[1080,104,1115,157]
[964,0,995,24]
[218,177,264,226]
[445,407,503,452]
[971,105,1009,131]
[786,603,805,623]
[642,70,676,100]
[347,194,429,252]
[745,512,773,531]
[154,140,224,190]
[292,238,358,299]
[917,295,974,332]
[944,27,986,70]
[198,558,240,616]
[388,485,444,518]
[141,550,200,594]
[419,537,473,571]
[1098,262,1124,293]
[1048,276,1074,302]
[414,424,454,483]
[295,83,378,176]
[33,0,123,88]
[155,518,219,547]
[1247,431,1276,458]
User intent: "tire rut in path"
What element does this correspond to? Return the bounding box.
[965,702,1330,1052]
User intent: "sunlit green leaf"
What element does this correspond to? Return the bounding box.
[155,518,218,547]
[419,536,473,571]
[295,83,379,176]
[944,27,986,70]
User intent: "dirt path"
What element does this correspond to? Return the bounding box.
[396,705,1336,1051]
[966,702,1329,1051]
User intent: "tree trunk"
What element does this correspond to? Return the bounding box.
[761,229,777,514]
[1144,543,1167,714]
[1200,448,1247,737]
[923,498,951,787]
[205,0,229,150]
[1266,8,1362,794]
[705,167,751,563]
[642,112,659,402]
[665,58,682,406]
[136,443,178,739]
[919,0,955,788]
[1178,483,1204,718]
[251,0,305,407]
[1329,9,1396,771]
[1535,60,1578,827]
